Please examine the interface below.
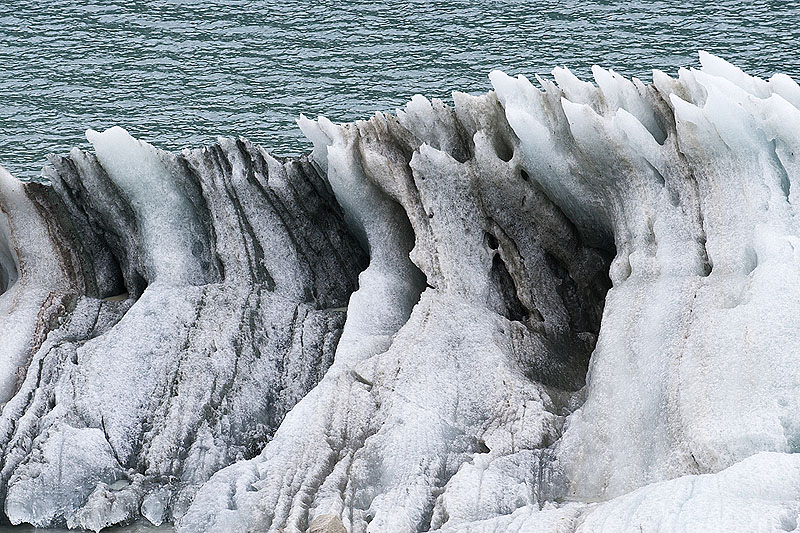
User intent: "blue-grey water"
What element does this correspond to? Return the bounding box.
[1,1,799,180]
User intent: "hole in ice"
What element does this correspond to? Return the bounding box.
[484,231,499,250]
[477,439,490,453]
[494,137,514,163]
[109,479,131,490]
[780,513,798,532]
[191,240,204,258]
[780,167,791,201]
[699,239,713,277]
[0,260,17,297]
[520,168,530,181]
[646,161,666,187]
[0,232,19,297]
[744,246,758,275]
[490,253,529,323]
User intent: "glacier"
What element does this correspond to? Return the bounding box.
[0,52,798,532]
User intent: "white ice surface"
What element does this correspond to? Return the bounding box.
[0,168,71,404]
[183,53,800,532]
[2,53,800,533]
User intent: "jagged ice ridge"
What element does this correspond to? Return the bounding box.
[0,52,799,532]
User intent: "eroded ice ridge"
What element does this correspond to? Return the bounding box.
[0,131,367,530]
[0,52,799,532]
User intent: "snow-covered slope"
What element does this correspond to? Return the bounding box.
[0,53,799,532]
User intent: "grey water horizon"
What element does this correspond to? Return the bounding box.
[1,0,799,181]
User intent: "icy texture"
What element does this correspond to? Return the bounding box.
[181,53,800,533]
[0,131,366,530]
[0,168,73,404]
[492,51,800,501]
[1,53,800,532]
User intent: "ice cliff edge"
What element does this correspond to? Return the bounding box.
[0,52,799,532]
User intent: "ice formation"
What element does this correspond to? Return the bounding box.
[0,53,799,532]
[0,131,366,530]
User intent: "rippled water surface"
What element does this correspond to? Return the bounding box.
[0,0,798,178]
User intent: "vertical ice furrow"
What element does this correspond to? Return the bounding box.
[45,149,149,298]
[652,67,709,108]
[0,168,72,404]
[592,66,666,144]
[86,127,209,286]
[486,52,800,508]
[558,99,668,269]
[303,115,426,364]
[552,67,601,111]
[490,70,614,249]
[747,94,800,220]
[671,84,795,275]
[0,132,366,529]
